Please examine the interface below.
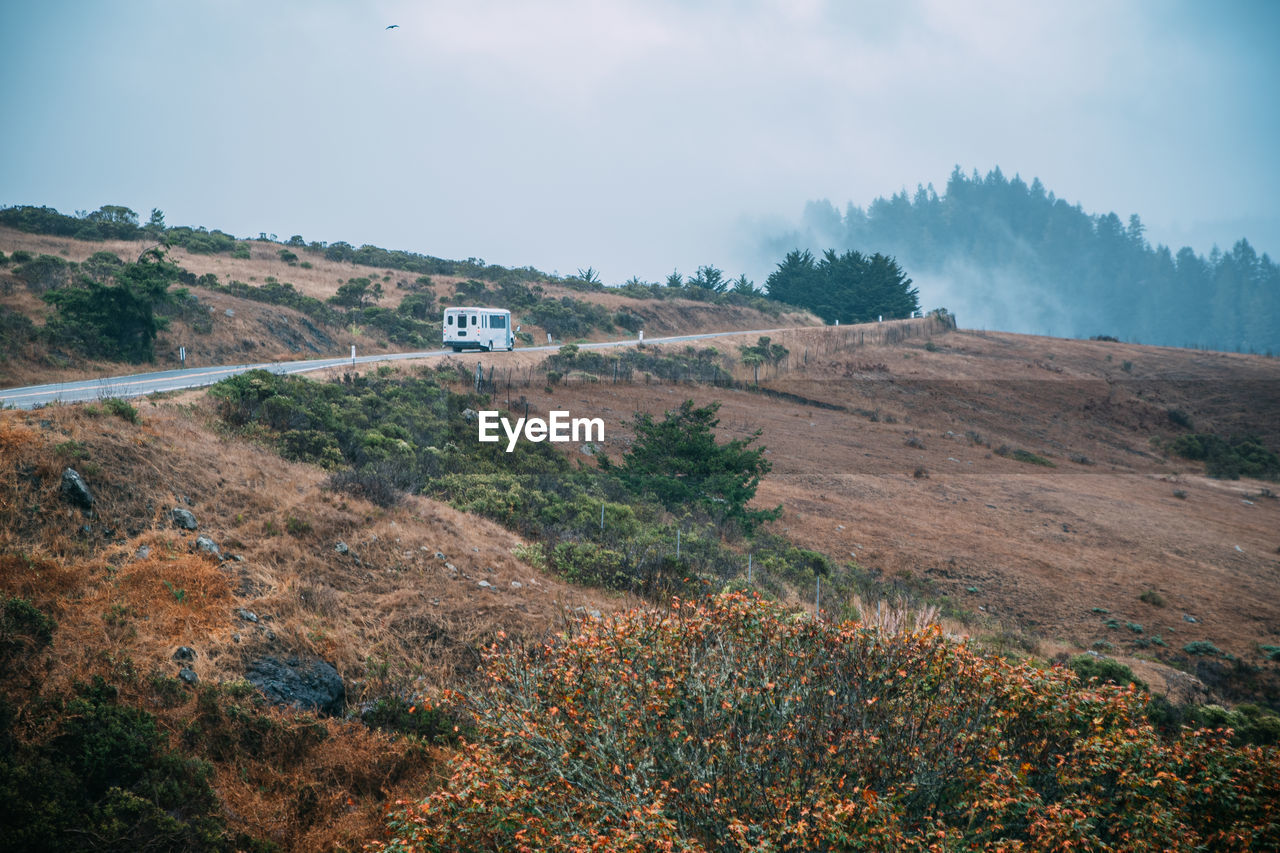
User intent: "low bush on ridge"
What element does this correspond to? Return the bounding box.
[375,593,1280,852]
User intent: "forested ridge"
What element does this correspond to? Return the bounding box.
[768,167,1279,353]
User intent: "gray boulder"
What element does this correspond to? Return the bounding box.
[194,535,221,559]
[245,655,345,716]
[171,507,198,530]
[60,468,94,510]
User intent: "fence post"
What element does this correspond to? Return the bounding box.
[676,528,681,559]
[815,576,821,620]
[747,552,752,584]
[474,362,483,394]
[600,503,605,533]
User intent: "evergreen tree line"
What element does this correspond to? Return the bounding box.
[766,167,1279,353]
[765,249,919,324]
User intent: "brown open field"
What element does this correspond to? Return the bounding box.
[484,324,1280,701]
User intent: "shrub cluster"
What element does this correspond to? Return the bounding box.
[376,594,1280,852]
[210,371,815,597]
[543,344,733,385]
[0,675,235,852]
[1166,433,1280,481]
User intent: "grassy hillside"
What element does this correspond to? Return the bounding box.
[0,224,816,388]
[3,205,1279,850]
[2,315,1279,850]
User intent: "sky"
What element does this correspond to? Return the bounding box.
[2,0,1277,286]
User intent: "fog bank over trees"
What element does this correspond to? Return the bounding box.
[761,167,1279,353]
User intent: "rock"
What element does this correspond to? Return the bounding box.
[335,541,350,555]
[224,308,235,317]
[178,667,199,685]
[1183,614,1198,623]
[171,507,198,530]
[245,655,345,716]
[510,580,523,589]
[580,442,596,456]
[194,535,220,559]
[435,552,446,560]
[237,608,259,623]
[60,468,94,510]
[133,545,151,561]
[477,579,492,589]
[462,408,477,422]
[173,646,197,662]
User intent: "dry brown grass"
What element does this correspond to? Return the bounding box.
[0,396,626,850]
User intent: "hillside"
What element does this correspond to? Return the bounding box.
[3,314,1279,848]
[0,223,816,388]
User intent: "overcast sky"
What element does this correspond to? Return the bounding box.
[2,0,1276,285]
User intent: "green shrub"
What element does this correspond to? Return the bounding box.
[13,253,71,292]
[1184,640,1224,656]
[551,541,629,588]
[359,695,457,743]
[1167,432,1280,481]
[1067,653,1146,689]
[102,397,140,423]
[42,250,182,363]
[0,596,55,674]
[0,677,232,851]
[995,445,1056,466]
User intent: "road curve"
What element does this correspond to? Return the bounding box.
[1,327,794,410]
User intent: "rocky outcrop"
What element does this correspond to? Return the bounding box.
[194,535,221,559]
[245,655,345,716]
[60,468,94,511]
[171,507,198,530]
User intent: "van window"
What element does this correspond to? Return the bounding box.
[446,314,454,326]
[470,315,477,326]
[489,314,507,329]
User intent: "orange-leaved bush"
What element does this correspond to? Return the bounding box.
[373,593,1279,852]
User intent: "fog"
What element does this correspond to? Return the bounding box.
[1,1,1276,291]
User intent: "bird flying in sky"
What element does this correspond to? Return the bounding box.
[386,24,399,29]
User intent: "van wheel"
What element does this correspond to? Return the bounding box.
[451,346,461,353]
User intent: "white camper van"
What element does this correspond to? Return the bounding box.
[443,306,515,352]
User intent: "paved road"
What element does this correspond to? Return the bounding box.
[0,327,790,409]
